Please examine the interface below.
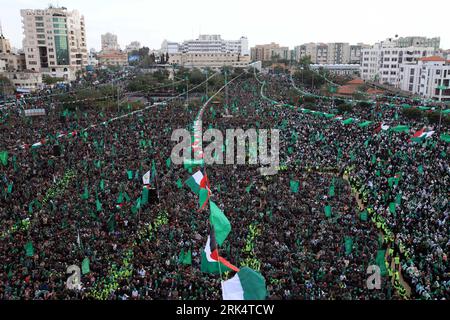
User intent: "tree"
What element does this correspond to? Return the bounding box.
[42,75,65,85]
[0,76,14,97]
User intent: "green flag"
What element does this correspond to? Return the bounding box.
[141,187,149,206]
[176,178,183,189]
[24,241,34,257]
[389,202,396,214]
[82,257,90,274]
[344,237,353,255]
[209,201,231,246]
[0,151,8,166]
[324,205,332,218]
[181,249,192,265]
[81,185,89,200]
[360,210,368,222]
[166,158,171,169]
[96,198,102,212]
[376,250,388,276]
[329,185,335,197]
[127,170,133,180]
[290,180,299,193]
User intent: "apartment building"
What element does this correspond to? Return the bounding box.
[101,33,120,51]
[398,56,450,101]
[360,39,435,85]
[251,43,289,61]
[21,6,88,81]
[168,52,250,69]
[162,35,249,56]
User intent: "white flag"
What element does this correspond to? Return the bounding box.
[142,171,151,185]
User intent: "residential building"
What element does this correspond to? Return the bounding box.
[161,40,180,55]
[5,71,43,92]
[101,32,120,51]
[21,6,88,81]
[0,60,6,73]
[360,40,435,85]
[310,64,360,76]
[350,43,370,64]
[97,49,128,67]
[327,43,350,64]
[251,43,289,61]
[161,35,249,56]
[0,31,27,72]
[168,52,250,69]
[125,41,141,53]
[398,56,450,101]
[393,36,440,51]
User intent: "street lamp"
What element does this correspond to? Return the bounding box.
[437,84,448,131]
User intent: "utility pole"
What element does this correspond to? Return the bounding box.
[186,76,189,106]
[225,70,229,111]
[205,69,208,99]
[117,83,120,114]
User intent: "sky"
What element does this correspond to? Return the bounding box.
[0,0,449,51]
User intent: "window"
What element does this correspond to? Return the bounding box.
[35,22,44,27]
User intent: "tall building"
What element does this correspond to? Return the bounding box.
[294,43,328,64]
[393,36,440,51]
[350,43,370,64]
[101,33,119,51]
[360,40,435,85]
[162,35,249,56]
[21,6,88,80]
[125,41,141,53]
[250,43,289,62]
[398,56,450,101]
[327,43,350,64]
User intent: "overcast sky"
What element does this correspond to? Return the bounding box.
[1,0,448,51]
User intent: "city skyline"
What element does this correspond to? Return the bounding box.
[0,0,448,51]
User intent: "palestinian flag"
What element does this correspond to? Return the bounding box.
[221,267,267,300]
[185,169,211,195]
[410,128,435,142]
[201,232,239,274]
[374,123,390,133]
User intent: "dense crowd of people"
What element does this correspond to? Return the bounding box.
[0,69,448,300]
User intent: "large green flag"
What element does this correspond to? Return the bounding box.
[141,187,149,206]
[24,241,34,257]
[209,201,231,246]
[324,205,332,218]
[81,185,89,200]
[329,185,335,197]
[389,202,396,214]
[180,249,192,265]
[96,198,102,212]
[290,180,299,193]
[82,257,90,274]
[127,170,133,180]
[344,237,353,255]
[0,151,8,166]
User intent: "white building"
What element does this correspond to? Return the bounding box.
[125,41,141,53]
[168,52,250,69]
[361,40,435,85]
[310,64,360,76]
[101,33,119,51]
[398,56,450,101]
[21,6,88,81]
[161,40,180,55]
[0,59,6,73]
[162,35,249,56]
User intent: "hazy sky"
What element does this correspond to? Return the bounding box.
[1,0,448,51]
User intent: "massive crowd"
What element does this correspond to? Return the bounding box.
[0,69,448,300]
